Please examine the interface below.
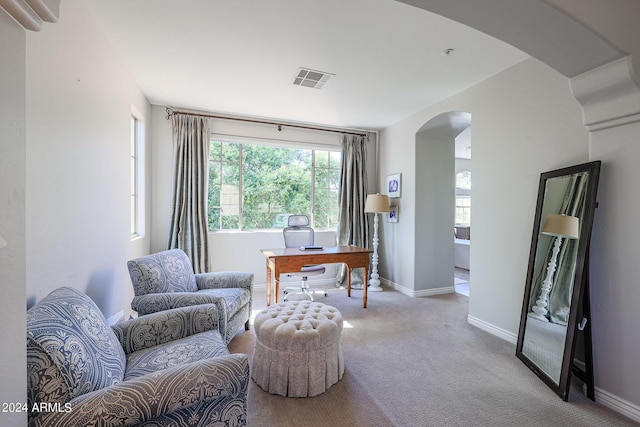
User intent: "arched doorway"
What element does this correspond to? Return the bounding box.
[414,111,471,296]
[454,127,472,296]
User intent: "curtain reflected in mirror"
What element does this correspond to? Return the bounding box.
[517,161,600,401]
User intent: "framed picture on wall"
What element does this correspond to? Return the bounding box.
[387,173,402,198]
[388,206,399,223]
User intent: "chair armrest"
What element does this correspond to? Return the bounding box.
[112,304,220,354]
[196,271,254,291]
[31,354,249,427]
[131,292,226,316]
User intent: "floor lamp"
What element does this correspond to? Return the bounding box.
[364,194,390,292]
[529,214,580,322]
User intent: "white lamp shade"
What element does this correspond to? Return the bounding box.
[541,214,580,239]
[364,194,390,213]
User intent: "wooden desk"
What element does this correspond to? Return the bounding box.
[261,246,373,308]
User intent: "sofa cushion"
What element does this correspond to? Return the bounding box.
[198,288,251,317]
[128,248,198,295]
[27,287,126,407]
[124,329,228,380]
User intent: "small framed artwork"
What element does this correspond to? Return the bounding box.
[387,173,402,198]
[388,206,399,223]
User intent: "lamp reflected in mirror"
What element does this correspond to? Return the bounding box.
[529,214,579,322]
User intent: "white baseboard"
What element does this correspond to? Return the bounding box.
[596,387,640,423]
[381,278,455,297]
[467,315,518,344]
[466,315,640,423]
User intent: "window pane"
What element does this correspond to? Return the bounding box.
[221,142,240,162]
[330,151,341,169]
[456,171,471,189]
[221,184,240,215]
[314,189,328,212]
[209,163,220,186]
[455,195,471,225]
[329,189,338,206]
[208,206,221,230]
[130,157,136,195]
[329,168,340,189]
[210,141,221,160]
[209,139,340,230]
[241,145,313,229]
[315,167,328,189]
[222,164,239,184]
[329,208,339,228]
[209,141,242,229]
[315,209,329,228]
[131,195,136,235]
[130,116,141,238]
[315,151,329,168]
[313,149,341,229]
[221,214,239,229]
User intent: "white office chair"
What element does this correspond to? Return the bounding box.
[282,215,327,301]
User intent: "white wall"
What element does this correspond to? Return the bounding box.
[4,0,636,420]
[414,132,455,293]
[380,57,589,331]
[589,122,640,410]
[455,158,472,176]
[24,1,151,318]
[380,52,640,414]
[150,105,378,286]
[0,10,27,426]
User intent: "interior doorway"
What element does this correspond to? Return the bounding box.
[414,111,471,298]
[454,126,471,296]
[454,268,470,296]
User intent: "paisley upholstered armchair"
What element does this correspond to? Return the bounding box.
[27,286,249,426]
[127,249,253,344]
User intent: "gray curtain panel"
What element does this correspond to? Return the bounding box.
[336,134,369,286]
[167,114,211,273]
[529,172,588,325]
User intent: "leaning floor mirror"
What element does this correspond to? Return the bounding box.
[516,161,601,401]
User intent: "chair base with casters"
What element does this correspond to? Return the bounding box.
[282,214,327,302]
[283,265,328,302]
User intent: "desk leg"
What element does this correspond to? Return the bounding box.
[274,265,280,304]
[347,266,351,297]
[266,262,272,306]
[363,266,368,308]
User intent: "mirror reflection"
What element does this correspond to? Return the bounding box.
[522,171,590,384]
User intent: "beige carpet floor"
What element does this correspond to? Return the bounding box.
[228,285,638,427]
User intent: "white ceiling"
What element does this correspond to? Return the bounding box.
[84,0,529,131]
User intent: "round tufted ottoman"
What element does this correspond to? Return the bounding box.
[251,300,344,397]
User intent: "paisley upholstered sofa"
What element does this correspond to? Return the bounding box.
[26,287,249,426]
[127,249,253,344]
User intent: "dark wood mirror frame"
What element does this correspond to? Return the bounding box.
[516,161,601,401]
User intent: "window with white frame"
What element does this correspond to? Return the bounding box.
[130,114,145,238]
[208,139,341,231]
[456,170,471,190]
[455,196,471,226]
[455,170,471,227]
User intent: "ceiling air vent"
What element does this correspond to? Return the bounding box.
[293,67,334,89]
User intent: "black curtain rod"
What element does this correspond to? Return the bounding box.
[165,107,369,138]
